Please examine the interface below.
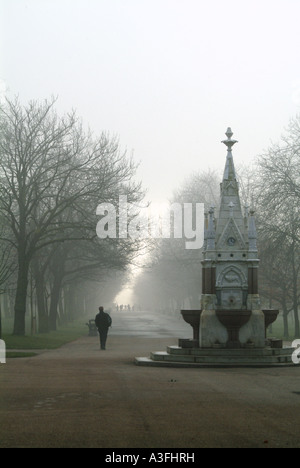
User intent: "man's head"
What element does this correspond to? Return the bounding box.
[99,306,104,313]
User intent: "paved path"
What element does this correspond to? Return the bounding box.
[1,310,300,448]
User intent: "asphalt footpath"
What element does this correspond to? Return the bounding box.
[0,309,300,448]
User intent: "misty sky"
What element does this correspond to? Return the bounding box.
[1,0,300,205]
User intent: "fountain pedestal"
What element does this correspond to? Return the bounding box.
[180,310,202,347]
[216,310,251,348]
[263,309,279,337]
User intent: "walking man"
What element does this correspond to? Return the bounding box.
[95,306,112,350]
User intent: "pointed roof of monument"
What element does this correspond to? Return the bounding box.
[215,127,246,247]
[221,127,238,181]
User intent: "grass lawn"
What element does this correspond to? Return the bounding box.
[266,314,297,341]
[2,319,88,350]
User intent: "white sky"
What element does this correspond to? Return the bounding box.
[1,0,300,204]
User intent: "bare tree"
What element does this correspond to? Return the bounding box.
[134,169,219,313]
[0,97,144,335]
[255,114,300,337]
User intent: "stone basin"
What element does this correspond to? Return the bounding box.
[263,309,279,337]
[216,310,251,349]
[181,310,202,346]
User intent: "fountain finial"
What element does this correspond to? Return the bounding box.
[222,127,238,151]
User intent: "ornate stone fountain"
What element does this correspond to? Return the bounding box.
[136,129,294,367]
[182,128,265,349]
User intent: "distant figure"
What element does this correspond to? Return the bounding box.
[95,306,112,350]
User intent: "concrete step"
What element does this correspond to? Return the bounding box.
[167,345,293,357]
[136,346,295,368]
[151,350,293,364]
[135,357,211,368]
[135,356,295,368]
[150,351,196,363]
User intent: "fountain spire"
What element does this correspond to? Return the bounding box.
[221,127,238,181]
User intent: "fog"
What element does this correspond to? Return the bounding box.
[1,0,300,307]
[2,2,300,449]
[1,0,300,205]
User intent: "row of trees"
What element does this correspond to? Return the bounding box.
[0,97,144,335]
[2,96,300,338]
[255,116,300,337]
[134,114,300,338]
[134,170,219,312]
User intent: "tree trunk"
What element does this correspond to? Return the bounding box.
[282,302,289,339]
[58,294,64,325]
[291,240,300,338]
[60,285,70,325]
[33,258,48,333]
[0,303,2,339]
[13,256,30,335]
[294,307,300,338]
[49,272,64,331]
[66,284,75,322]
